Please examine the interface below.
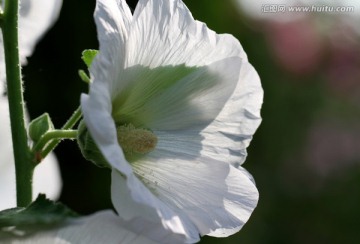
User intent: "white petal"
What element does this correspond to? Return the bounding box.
[19,0,63,62]
[0,95,62,210]
[111,170,199,243]
[126,0,247,68]
[132,142,259,237]
[201,62,263,167]
[4,210,159,244]
[91,0,132,85]
[111,57,241,130]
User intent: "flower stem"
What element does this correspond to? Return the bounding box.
[60,107,82,130]
[33,130,78,156]
[40,107,82,160]
[2,0,33,207]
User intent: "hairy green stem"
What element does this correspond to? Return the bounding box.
[33,130,78,156]
[2,0,33,207]
[40,107,82,160]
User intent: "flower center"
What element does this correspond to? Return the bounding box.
[116,124,157,155]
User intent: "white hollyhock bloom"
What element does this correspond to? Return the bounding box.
[0,0,63,210]
[3,211,159,244]
[81,0,263,243]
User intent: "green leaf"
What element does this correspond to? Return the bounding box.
[81,49,98,68]
[0,194,78,237]
[29,113,54,142]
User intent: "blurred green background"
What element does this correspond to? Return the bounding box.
[22,0,360,243]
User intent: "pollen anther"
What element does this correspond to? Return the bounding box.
[116,124,158,154]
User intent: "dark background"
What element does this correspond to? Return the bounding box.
[23,0,360,243]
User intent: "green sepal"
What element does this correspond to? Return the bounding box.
[77,120,110,168]
[81,49,98,68]
[0,194,78,237]
[29,113,54,142]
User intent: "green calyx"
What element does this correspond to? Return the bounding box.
[77,121,110,168]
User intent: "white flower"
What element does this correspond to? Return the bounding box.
[81,0,263,243]
[0,0,63,210]
[3,210,159,244]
